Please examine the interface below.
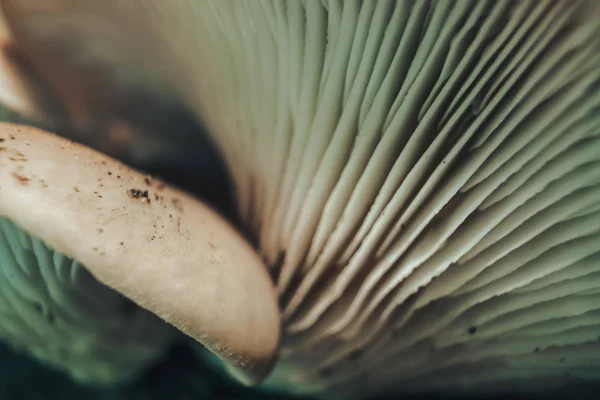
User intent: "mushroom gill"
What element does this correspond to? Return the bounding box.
[1,0,600,399]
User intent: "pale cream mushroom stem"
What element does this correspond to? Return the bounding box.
[0,122,281,385]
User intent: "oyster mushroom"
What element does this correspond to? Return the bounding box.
[1,0,600,399]
[0,10,55,124]
[0,122,280,386]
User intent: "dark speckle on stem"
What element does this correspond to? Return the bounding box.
[128,188,151,204]
[12,172,29,185]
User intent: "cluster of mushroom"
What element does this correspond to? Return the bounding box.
[0,1,599,399]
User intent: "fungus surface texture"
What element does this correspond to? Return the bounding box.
[0,1,599,399]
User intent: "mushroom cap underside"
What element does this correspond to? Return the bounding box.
[0,0,599,398]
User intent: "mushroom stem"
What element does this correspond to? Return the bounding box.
[0,123,281,385]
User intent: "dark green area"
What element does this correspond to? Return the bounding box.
[2,341,600,400]
[0,342,304,400]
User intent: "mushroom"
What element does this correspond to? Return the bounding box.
[0,122,281,386]
[1,0,599,399]
[0,9,56,125]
